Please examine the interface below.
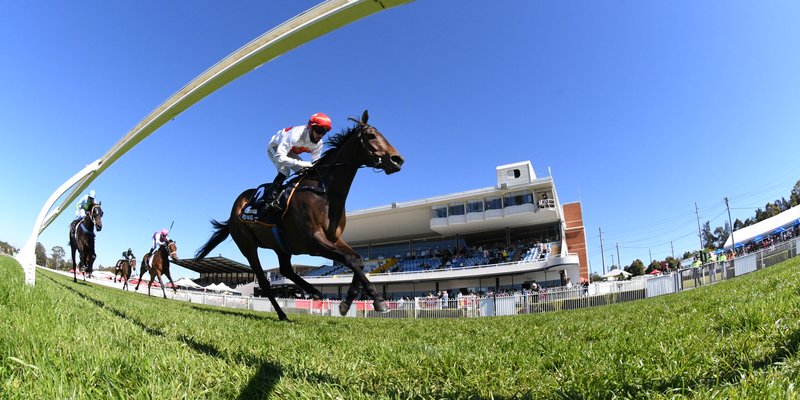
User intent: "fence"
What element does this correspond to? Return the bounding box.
[52,236,799,319]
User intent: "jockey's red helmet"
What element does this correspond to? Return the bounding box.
[160,228,169,236]
[308,113,332,132]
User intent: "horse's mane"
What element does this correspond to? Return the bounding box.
[317,124,362,164]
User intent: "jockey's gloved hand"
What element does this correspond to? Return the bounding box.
[298,161,313,169]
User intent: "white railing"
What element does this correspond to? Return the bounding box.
[39,235,799,319]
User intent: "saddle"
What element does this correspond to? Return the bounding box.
[240,175,326,225]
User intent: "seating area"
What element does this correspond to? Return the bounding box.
[299,241,558,277]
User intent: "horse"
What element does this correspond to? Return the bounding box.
[114,258,137,290]
[68,203,103,283]
[135,240,179,298]
[195,110,404,321]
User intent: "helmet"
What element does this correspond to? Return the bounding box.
[308,113,332,132]
[128,248,132,253]
[160,229,169,236]
[88,190,96,199]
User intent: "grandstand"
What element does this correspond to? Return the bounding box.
[269,161,589,300]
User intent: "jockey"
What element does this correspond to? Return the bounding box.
[74,190,97,222]
[245,112,331,214]
[122,248,135,262]
[149,229,169,256]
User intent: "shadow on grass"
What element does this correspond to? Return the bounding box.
[189,304,283,322]
[47,275,285,398]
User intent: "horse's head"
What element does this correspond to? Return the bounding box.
[91,203,104,232]
[351,110,404,174]
[165,239,179,261]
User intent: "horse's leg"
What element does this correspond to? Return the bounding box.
[70,246,78,283]
[310,232,387,314]
[276,252,322,300]
[234,241,288,321]
[134,257,148,291]
[163,266,177,294]
[156,272,167,299]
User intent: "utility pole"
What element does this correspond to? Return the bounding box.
[695,202,703,250]
[670,241,675,259]
[616,242,621,270]
[649,248,652,263]
[599,228,606,275]
[611,254,615,269]
[725,197,735,249]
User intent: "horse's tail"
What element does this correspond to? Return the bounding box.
[195,219,230,259]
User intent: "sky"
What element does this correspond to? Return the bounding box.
[2,0,800,280]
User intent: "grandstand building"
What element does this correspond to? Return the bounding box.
[267,160,589,300]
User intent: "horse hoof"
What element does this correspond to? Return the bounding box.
[374,299,389,313]
[339,301,351,316]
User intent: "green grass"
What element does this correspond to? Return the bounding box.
[2,255,800,399]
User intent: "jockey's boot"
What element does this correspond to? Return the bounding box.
[263,184,284,214]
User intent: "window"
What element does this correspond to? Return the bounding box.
[467,200,484,213]
[448,203,465,216]
[503,191,533,207]
[485,196,503,210]
[431,205,447,219]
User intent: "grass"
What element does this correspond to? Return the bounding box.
[2,255,800,399]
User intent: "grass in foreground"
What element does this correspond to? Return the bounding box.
[2,255,800,399]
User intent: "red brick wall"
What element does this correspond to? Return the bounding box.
[563,202,589,281]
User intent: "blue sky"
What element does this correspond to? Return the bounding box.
[2,1,800,280]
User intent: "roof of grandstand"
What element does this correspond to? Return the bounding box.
[342,162,560,245]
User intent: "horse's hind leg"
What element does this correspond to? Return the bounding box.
[236,241,288,321]
[277,252,322,300]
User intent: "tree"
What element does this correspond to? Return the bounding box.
[35,242,47,266]
[625,259,645,276]
[646,260,661,273]
[664,256,681,270]
[682,251,693,260]
[792,179,800,206]
[51,246,66,270]
[712,222,730,249]
[0,240,18,255]
[700,221,715,250]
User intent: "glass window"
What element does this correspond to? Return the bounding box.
[503,191,532,207]
[448,203,465,216]
[485,196,503,210]
[431,205,447,219]
[467,200,484,213]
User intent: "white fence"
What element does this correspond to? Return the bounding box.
[43,236,799,319]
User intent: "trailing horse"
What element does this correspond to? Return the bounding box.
[195,110,404,321]
[69,204,103,283]
[135,240,179,299]
[114,258,137,290]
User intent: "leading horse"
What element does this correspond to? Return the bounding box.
[195,110,404,321]
[69,204,103,283]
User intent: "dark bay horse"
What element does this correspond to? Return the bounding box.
[69,204,103,283]
[114,258,136,290]
[135,240,179,298]
[195,110,404,321]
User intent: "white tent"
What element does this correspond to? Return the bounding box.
[205,283,220,291]
[173,277,203,289]
[601,269,632,280]
[215,282,241,293]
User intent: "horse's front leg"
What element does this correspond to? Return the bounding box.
[70,248,78,283]
[310,232,386,315]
